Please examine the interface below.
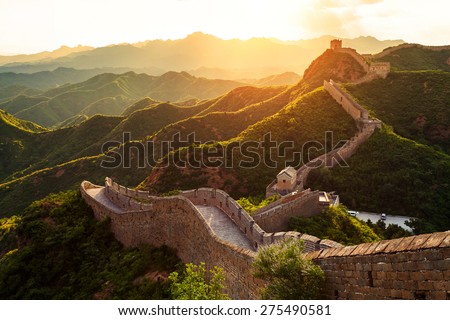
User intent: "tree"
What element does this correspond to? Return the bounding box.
[168,262,229,300]
[253,238,324,299]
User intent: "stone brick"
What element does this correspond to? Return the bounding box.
[381,263,394,272]
[418,281,435,291]
[364,242,384,255]
[397,272,410,281]
[386,272,397,280]
[391,252,410,262]
[444,270,450,279]
[402,280,418,291]
[438,233,450,248]
[422,249,443,261]
[390,289,403,299]
[401,290,414,299]
[350,242,372,256]
[392,280,404,290]
[410,271,424,281]
[406,233,432,251]
[372,240,391,254]
[374,271,386,280]
[416,261,435,270]
[420,232,448,249]
[432,281,446,291]
[384,238,413,253]
[402,261,419,271]
[429,291,447,300]
[423,271,444,281]
[83,179,450,301]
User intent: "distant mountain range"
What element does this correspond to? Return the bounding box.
[0,71,252,127]
[0,33,404,79]
[0,42,448,235]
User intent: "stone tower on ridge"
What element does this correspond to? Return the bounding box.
[330,39,342,50]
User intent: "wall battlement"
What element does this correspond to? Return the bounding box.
[81,179,449,299]
[266,80,380,202]
[81,178,342,298]
[307,231,450,299]
[331,41,391,80]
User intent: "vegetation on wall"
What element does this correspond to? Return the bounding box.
[236,195,279,214]
[290,206,381,245]
[253,238,325,300]
[168,262,229,300]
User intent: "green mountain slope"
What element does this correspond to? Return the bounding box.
[0,95,49,114]
[375,45,450,71]
[306,128,450,233]
[0,84,298,214]
[0,152,150,216]
[143,88,356,197]
[196,86,286,116]
[0,109,46,137]
[345,71,450,152]
[0,67,106,90]
[0,85,42,101]
[5,71,247,127]
[302,49,367,88]
[0,190,179,299]
[0,114,123,182]
[121,97,161,116]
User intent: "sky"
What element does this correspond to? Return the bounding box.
[0,0,449,54]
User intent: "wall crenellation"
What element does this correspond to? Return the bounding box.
[307,232,450,299]
[81,179,450,300]
[102,178,340,252]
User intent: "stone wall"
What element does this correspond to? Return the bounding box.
[81,178,341,298]
[307,231,450,300]
[335,48,370,73]
[253,189,321,232]
[82,180,449,300]
[324,79,369,120]
[81,180,260,299]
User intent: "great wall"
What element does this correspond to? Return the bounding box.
[80,42,449,299]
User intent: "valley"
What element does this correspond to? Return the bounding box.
[0,36,449,300]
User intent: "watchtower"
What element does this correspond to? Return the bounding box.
[330,39,342,50]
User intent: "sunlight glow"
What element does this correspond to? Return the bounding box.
[0,0,448,54]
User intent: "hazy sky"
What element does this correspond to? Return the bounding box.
[0,0,449,54]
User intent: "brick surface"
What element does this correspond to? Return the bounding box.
[406,233,432,250]
[418,281,435,291]
[372,240,391,254]
[384,237,413,253]
[439,233,450,247]
[429,291,447,300]
[420,232,448,249]
[82,179,450,301]
[349,242,372,256]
